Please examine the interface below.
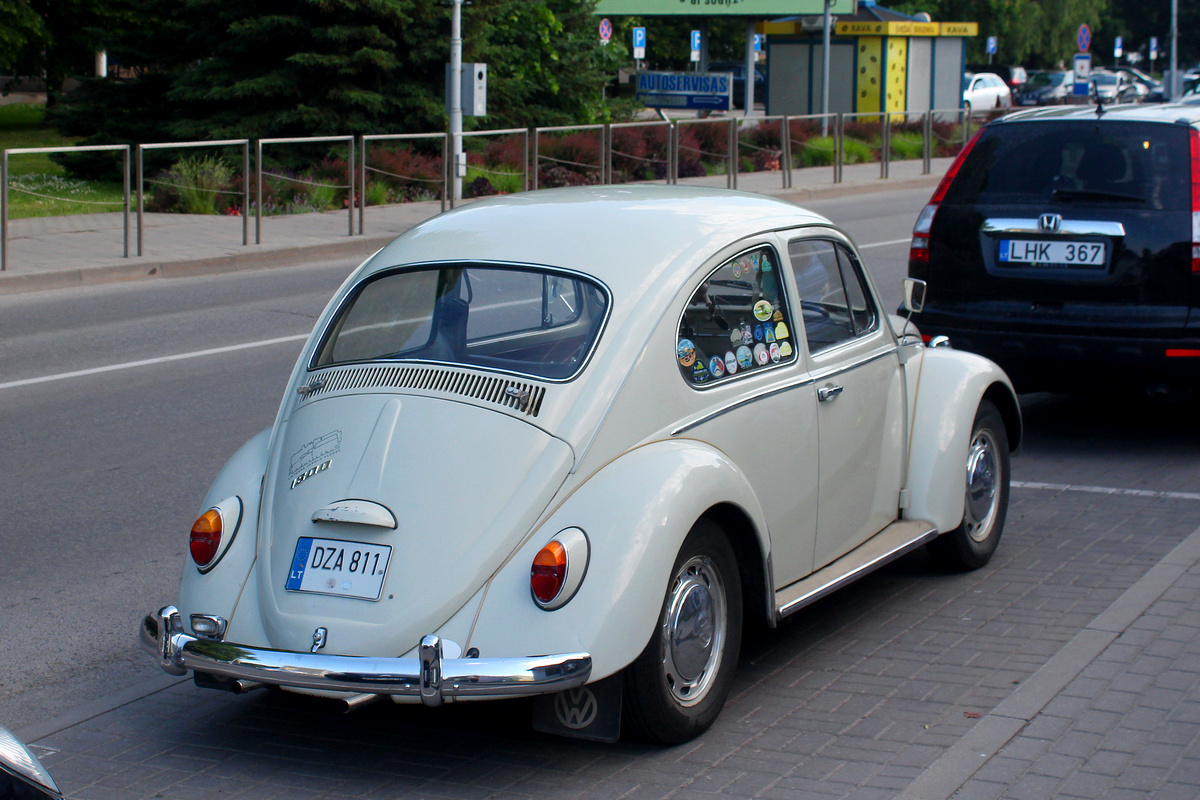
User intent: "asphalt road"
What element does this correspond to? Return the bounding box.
[2,186,1198,748]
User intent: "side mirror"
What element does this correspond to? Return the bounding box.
[902,278,927,314]
[0,725,63,799]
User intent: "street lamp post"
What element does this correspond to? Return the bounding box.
[450,0,464,201]
[821,0,832,136]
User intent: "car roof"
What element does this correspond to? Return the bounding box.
[366,185,830,297]
[991,102,1200,127]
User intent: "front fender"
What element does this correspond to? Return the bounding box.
[905,348,1020,532]
[465,438,770,681]
[177,427,271,628]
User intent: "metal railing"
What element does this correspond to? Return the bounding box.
[256,135,355,243]
[360,132,449,231]
[2,109,986,271]
[456,127,530,208]
[2,144,130,272]
[532,124,607,190]
[608,120,673,186]
[136,140,250,255]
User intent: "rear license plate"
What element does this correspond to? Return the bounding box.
[999,239,1106,267]
[285,537,391,601]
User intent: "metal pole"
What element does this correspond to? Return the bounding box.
[881,114,889,180]
[783,117,793,189]
[1170,0,1179,100]
[255,140,263,244]
[532,129,540,191]
[922,112,931,175]
[728,118,736,190]
[122,146,130,258]
[2,151,8,272]
[347,136,355,236]
[744,20,756,116]
[450,0,464,201]
[242,142,249,245]
[357,135,364,235]
[136,145,144,256]
[835,114,844,184]
[523,128,531,192]
[821,0,832,137]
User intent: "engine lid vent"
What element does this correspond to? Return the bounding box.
[297,365,546,417]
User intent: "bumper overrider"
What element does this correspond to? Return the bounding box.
[139,606,592,707]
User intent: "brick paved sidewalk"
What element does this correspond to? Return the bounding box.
[899,525,1200,800]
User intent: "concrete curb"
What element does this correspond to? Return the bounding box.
[894,522,1200,800]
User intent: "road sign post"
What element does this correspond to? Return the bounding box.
[633,26,646,61]
[1074,53,1092,97]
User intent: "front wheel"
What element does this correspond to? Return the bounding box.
[622,519,742,744]
[927,399,1010,571]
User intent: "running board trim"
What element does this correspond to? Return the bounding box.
[775,519,939,620]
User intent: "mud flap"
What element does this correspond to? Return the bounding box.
[531,673,623,742]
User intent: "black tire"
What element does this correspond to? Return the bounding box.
[622,519,742,744]
[927,399,1010,571]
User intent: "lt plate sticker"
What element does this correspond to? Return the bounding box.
[286,537,392,601]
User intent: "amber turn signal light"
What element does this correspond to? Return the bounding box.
[190,508,223,568]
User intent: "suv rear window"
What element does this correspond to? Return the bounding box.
[943,121,1191,212]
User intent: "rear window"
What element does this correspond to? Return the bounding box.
[313,264,609,381]
[943,121,1191,211]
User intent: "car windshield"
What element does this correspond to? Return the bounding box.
[942,121,1191,211]
[312,264,609,381]
[1091,74,1117,86]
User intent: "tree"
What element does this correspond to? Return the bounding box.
[890,0,1110,68]
[0,0,45,76]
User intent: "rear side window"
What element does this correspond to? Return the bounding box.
[943,121,1191,211]
[676,246,797,387]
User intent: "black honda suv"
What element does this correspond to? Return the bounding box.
[908,103,1200,397]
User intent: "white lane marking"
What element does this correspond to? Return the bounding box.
[0,333,309,391]
[857,237,911,250]
[1013,480,1200,503]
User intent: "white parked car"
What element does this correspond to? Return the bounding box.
[963,71,1013,115]
[141,186,1020,744]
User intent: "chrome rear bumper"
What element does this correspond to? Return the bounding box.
[139,606,591,707]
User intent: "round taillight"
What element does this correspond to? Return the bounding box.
[531,540,568,604]
[190,508,223,567]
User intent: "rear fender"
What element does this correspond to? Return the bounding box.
[905,348,1021,531]
[177,428,271,629]
[465,439,770,681]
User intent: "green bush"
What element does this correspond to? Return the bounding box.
[164,155,234,215]
[890,131,924,160]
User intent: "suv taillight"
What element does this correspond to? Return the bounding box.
[1191,128,1200,274]
[910,127,986,264]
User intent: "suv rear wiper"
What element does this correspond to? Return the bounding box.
[1051,188,1146,203]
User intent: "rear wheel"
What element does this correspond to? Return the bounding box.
[622,519,742,744]
[928,400,1009,571]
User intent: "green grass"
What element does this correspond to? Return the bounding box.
[1,102,127,218]
[0,103,78,176]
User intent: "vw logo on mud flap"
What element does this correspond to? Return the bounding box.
[554,687,599,730]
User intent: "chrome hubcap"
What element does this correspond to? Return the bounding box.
[964,428,1000,543]
[661,555,727,706]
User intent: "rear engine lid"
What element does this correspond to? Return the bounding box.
[256,392,574,657]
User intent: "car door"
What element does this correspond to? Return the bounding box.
[785,234,907,571]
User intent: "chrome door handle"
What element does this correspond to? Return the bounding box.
[817,384,844,402]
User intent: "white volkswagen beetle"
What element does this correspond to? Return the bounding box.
[141,185,1020,744]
